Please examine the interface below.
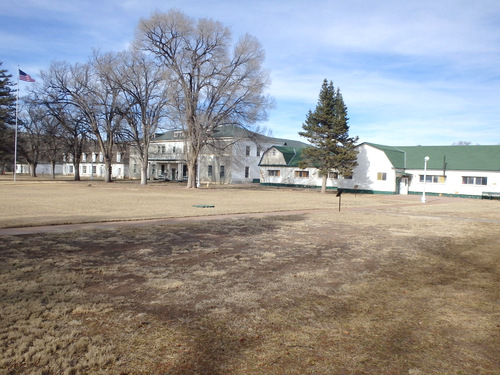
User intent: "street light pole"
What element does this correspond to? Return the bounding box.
[421,156,429,203]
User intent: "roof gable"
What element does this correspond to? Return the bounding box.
[259,146,307,167]
[274,146,303,166]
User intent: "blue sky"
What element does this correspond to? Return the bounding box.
[2,0,499,145]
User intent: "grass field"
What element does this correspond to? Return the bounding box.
[0,178,499,374]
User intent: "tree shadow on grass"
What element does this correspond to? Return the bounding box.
[165,317,257,375]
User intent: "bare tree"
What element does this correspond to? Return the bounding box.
[135,9,273,188]
[39,62,90,181]
[86,52,125,182]
[21,92,66,179]
[110,51,172,185]
[41,58,123,183]
[17,100,47,177]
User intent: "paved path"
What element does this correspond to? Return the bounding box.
[0,209,328,236]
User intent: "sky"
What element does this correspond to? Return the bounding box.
[2,0,499,146]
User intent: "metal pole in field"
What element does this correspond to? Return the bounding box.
[14,71,19,182]
[336,189,343,211]
[14,68,36,181]
[421,156,429,203]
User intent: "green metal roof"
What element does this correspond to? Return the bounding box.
[364,143,500,171]
[154,125,309,148]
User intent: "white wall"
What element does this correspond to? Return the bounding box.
[408,169,499,196]
[16,163,63,175]
[349,145,397,192]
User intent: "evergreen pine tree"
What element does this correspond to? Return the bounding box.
[0,62,17,173]
[299,79,358,193]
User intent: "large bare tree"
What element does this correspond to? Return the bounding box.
[135,9,273,188]
[34,80,88,181]
[110,51,172,185]
[86,52,125,182]
[41,58,123,183]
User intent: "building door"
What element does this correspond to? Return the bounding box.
[171,168,176,181]
[399,177,409,195]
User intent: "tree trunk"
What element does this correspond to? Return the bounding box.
[186,139,199,188]
[29,162,38,177]
[321,174,327,194]
[51,160,56,179]
[186,158,197,188]
[74,160,81,181]
[140,158,148,185]
[104,159,112,182]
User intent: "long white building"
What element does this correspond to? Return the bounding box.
[259,143,500,199]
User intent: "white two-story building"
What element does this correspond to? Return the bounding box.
[129,126,308,184]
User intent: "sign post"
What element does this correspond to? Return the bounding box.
[336,189,343,212]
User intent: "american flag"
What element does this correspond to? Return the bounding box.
[19,69,35,82]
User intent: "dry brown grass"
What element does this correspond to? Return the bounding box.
[0,178,499,374]
[0,177,357,229]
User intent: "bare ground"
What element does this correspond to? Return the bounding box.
[0,179,499,374]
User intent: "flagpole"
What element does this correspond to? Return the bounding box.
[14,66,19,182]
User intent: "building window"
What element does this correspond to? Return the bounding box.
[133,164,137,174]
[246,146,251,156]
[245,166,250,178]
[172,146,176,153]
[295,170,309,178]
[257,148,261,157]
[220,166,225,178]
[82,166,87,173]
[161,145,166,153]
[476,177,488,185]
[82,153,87,162]
[328,172,338,179]
[377,172,387,181]
[69,165,73,173]
[419,175,445,183]
[208,165,213,177]
[462,176,487,185]
[92,166,96,174]
[117,152,121,162]
[99,153,103,162]
[174,131,183,138]
[268,170,280,177]
[343,174,353,180]
[272,149,276,156]
[92,153,96,162]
